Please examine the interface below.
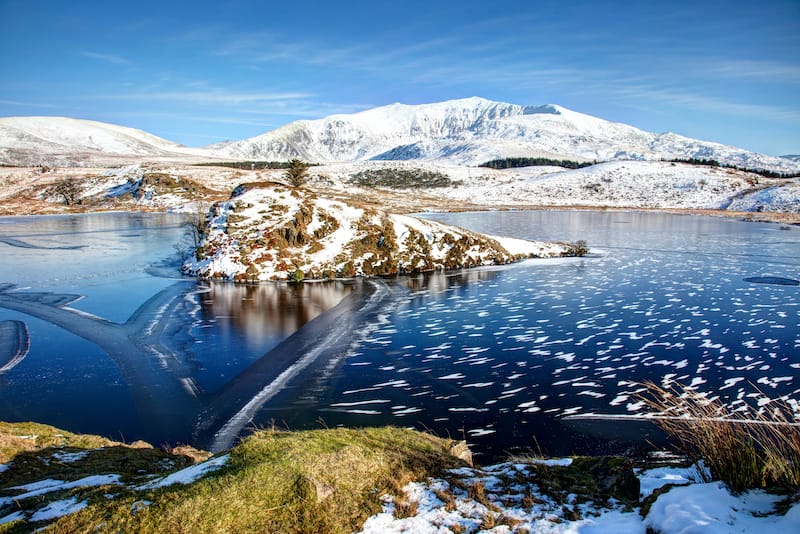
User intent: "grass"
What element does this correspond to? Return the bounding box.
[0,422,129,463]
[503,456,640,508]
[640,382,800,493]
[45,426,463,533]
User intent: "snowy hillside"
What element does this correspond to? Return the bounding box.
[286,160,799,214]
[435,160,780,210]
[213,97,799,172]
[0,116,204,165]
[3,99,797,173]
[181,183,572,282]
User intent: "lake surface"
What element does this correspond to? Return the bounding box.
[0,211,798,459]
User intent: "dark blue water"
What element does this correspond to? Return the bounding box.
[0,213,350,447]
[0,211,797,459]
[248,211,800,458]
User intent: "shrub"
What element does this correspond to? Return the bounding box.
[288,269,305,282]
[52,177,81,205]
[348,168,457,189]
[480,157,595,170]
[640,382,800,493]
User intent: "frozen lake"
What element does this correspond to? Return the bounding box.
[0,211,798,458]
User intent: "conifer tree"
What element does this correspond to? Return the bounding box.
[284,159,309,188]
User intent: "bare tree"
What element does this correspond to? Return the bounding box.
[185,204,210,248]
[52,178,80,205]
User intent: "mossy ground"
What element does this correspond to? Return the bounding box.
[1,425,462,533]
[0,422,128,463]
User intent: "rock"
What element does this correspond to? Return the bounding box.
[171,445,213,463]
[449,441,473,467]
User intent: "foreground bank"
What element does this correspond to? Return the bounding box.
[0,422,797,533]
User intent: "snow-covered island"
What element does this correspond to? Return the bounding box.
[181,183,579,282]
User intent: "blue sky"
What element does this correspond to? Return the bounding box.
[1,0,798,155]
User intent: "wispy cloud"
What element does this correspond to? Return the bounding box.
[95,89,370,125]
[104,90,313,106]
[81,51,129,65]
[606,85,800,123]
[107,110,274,128]
[0,99,60,109]
[698,59,800,83]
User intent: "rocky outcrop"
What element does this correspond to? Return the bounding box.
[182,183,571,282]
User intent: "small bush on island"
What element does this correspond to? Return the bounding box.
[348,168,459,189]
[640,382,800,493]
[564,240,589,257]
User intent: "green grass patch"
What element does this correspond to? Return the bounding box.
[0,422,126,463]
[49,426,463,533]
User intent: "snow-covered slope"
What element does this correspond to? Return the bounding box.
[0,117,203,165]
[213,97,798,172]
[438,160,774,210]
[3,99,797,172]
[182,183,572,282]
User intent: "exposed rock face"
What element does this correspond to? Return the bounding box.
[181,183,570,282]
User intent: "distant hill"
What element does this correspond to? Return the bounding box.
[0,116,204,166]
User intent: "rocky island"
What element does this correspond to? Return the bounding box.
[181,182,581,282]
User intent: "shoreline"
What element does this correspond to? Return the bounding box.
[2,199,797,225]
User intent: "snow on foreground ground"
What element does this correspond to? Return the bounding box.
[359,460,800,534]
[182,184,572,281]
[0,455,229,526]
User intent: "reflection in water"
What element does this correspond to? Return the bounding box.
[0,212,358,450]
[0,279,357,451]
[197,281,352,348]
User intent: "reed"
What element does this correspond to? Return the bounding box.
[640,382,800,493]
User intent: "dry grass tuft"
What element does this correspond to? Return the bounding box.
[640,381,800,493]
[392,498,419,519]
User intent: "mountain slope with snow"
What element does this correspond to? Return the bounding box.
[214,97,799,172]
[0,117,204,166]
[2,99,797,173]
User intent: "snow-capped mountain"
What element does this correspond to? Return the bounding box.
[1,99,797,172]
[0,116,202,165]
[213,97,798,172]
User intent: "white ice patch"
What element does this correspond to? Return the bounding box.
[51,450,90,463]
[137,455,228,490]
[644,482,799,534]
[10,474,121,500]
[638,464,707,498]
[30,497,87,522]
[532,458,573,467]
[438,373,465,380]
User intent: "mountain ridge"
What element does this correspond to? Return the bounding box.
[1,98,798,172]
